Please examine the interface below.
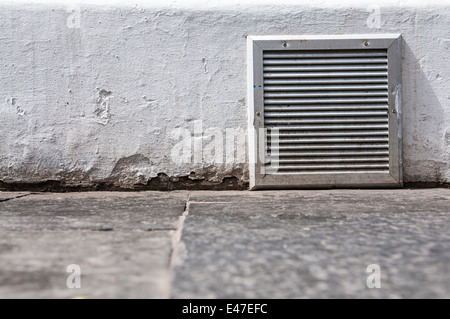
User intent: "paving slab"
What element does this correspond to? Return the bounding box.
[0,230,173,299]
[0,192,187,231]
[171,189,450,299]
[1,189,449,299]
[0,191,187,299]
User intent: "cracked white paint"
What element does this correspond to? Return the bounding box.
[0,0,449,186]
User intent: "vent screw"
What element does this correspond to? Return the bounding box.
[392,109,397,114]
[363,41,369,47]
[256,111,261,116]
[282,42,287,48]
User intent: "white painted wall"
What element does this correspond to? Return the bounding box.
[0,0,449,188]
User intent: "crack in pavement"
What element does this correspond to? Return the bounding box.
[164,191,191,299]
[0,194,32,203]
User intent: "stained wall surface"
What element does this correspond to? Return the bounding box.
[1,0,449,188]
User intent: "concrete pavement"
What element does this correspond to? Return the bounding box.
[0,189,449,299]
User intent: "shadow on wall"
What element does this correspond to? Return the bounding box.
[402,41,448,185]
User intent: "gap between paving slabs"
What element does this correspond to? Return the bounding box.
[165,191,192,298]
[0,192,32,203]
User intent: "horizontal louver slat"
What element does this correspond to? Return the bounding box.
[263,50,387,58]
[268,145,389,150]
[264,84,388,91]
[269,131,388,137]
[264,65,388,72]
[265,98,389,104]
[269,164,390,169]
[272,138,389,144]
[264,78,388,85]
[264,71,388,78]
[265,118,388,125]
[264,92,388,98]
[264,124,389,130]
[269,150,390,156]
[263,58,388,65]
[264,111,388,118]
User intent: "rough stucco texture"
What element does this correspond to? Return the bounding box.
[0,2,449,188]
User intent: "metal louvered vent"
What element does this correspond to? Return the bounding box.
[248,35,402,189]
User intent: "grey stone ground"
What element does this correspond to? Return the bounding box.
[0,189,449,299]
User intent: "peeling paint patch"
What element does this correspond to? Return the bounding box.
[108,154,154,185]
[0,168,249,192]
[145,172,248,191]
[140,95,157,109]
[445,131,450,145]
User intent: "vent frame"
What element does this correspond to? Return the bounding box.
[247,34,402,189]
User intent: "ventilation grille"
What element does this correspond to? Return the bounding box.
[263,49,390,174]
